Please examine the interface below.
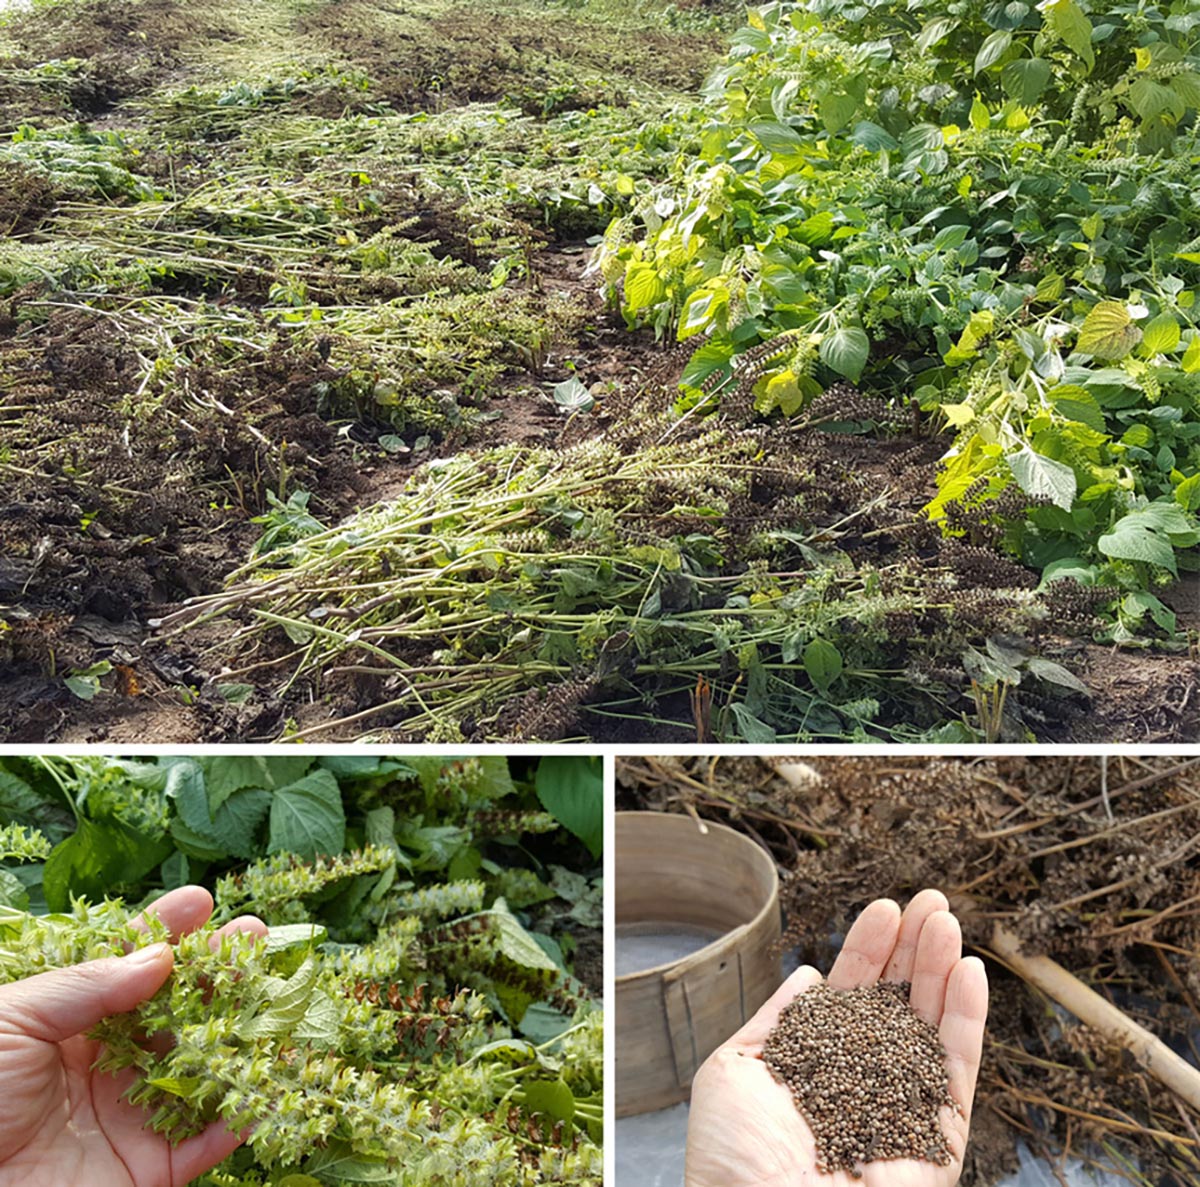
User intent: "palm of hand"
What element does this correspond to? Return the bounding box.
[0,1033,175,1187]
[686,1043,966,1187]
[685,891,988,1187]
[0,887,267,1187]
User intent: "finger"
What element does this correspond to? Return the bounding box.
[883,889,949,984]
[0,945,173,1043]
[939,956,989,1121]
[169,1120,252,1186]
[210,916,268,947]
[910,910,963,1026]
[131,886,214,942]
[827,899,901,989]
[725,964,824,1051]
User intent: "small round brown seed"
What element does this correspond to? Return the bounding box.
[761,981,957,1176]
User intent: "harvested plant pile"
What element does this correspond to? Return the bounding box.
[763,981,956,1176]
[616,755,1200,1186]
[0,0,725,740]
[166,388,1121,743]
[0,753,605,1186]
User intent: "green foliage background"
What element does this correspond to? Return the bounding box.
[600,0,1200,633]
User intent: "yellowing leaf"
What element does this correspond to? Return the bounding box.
[1076,301,1141,360]
[1181,336,1200,373]
[941,402,976,427]
[1134,46,1152,70]
[624,262,666,310]
[1141,313,1180,355]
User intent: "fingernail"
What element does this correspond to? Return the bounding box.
[125,943,170,964]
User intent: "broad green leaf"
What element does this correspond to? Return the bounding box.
[963,646,1021,687]
[680,341,734,390]
[553,377,594,412]
[238,956,322,1039]
[1129,77,1184,121]
[263,923,328,955]
[293,991,340,1045]
[678,287,727,341]
[522,1079,576,1128]
[748,120,803,154]
[269,771,345,859]
[793,211,834,246]
[1076,301,1141,360]
[205,756,271,814]
[1002,57,1052,105]
[849,120,899,151]
[819,326,870,382]
[624,261,665,310]
[1035,271,1065,303]
[161,850,188,891]
[0,868,28,909]
[1008,447,1077,511]
[305,1143,394,1183]
[1122,591,1178,635]
[728,702,777,743]
[804,638,843,693]
[1175,473,1200,512]
[916,17,958,53]
[1043,0,1094,70]
[535,757,602,858]
[932,225,970,252]
[364,806,395,850]
[44,817,173,912]
[901,123,944,156]
[146,1076,203,1098]
[1182,336,1200,373]
[1141,313,1180,355]
[1171,71,1200,108]
[1098,513,1178,574]
[170,763,270,861]
[819,90,857,132]
[1048,385,1105,433]
[1026,657,1091,696]
[0,767,49,825]
[974,30,1012,73]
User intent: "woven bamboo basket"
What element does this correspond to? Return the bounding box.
[615,810,782,1116]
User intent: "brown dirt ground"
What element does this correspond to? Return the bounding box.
[2,235,1197,744]
[617,755,1200,1187]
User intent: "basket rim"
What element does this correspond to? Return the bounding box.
[614,809,779,985]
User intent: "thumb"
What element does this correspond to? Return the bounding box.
[0,944,174,1043]
[724,964,824,1052]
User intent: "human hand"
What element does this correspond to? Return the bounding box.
[685,890,988,1187]
[0,886,267,1187]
